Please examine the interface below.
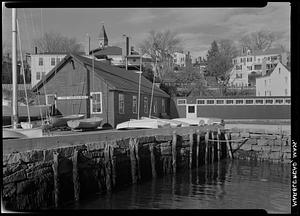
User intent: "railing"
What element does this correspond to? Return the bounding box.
[177,97,291,106]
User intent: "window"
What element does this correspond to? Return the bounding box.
[188,106,195,113]
[236,99,244,104]
[285,99,291,104]
[264,80,267,86]
[51,58,55,66]
[247,66,252,70]
[118,94,125,114]
[162,98,166,113]
[285,89,288,96]
[36,72,41,80]
[216,100,224,104]
[279,68,281,74]
[153,99,157,114]
[56,58,60,64]
[42,72,46,79]
[275,99,284,104]
[46,94,56,105]
[265,99,273,104]
[132,95,137,114]
[255,99,264,104]
[38,57,43,66]
[258,58,261,63]
[91,92,102,114]
[143,97,148,113]
[177,99,186,105]
[226,100,234,104]
[245,100,254,104]
[196,99,205,104]
[254,65,262,70]
[236,74,242,79]
[207,100,215,104]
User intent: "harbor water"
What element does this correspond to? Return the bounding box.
[65,159,291,213]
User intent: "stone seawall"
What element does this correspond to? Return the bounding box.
[227,127,291,163]
[3,126,228,210]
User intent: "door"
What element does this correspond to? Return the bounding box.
[186,104,197,119]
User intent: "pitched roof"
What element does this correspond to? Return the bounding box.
[32,54,169,98]
[257,62,290,78]
[237,48,282,57]
[90,46,122,56]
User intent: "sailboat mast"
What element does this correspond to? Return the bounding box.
[12,8,18,129]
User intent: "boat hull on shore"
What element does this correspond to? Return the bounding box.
[67,117,103,130]
[116,118,171,130]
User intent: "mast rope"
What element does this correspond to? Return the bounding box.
[16,18,31,124]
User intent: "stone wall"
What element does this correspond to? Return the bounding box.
[2,126,227,210]
[228,127,291,163]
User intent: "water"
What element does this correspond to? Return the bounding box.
[66,159,291,213]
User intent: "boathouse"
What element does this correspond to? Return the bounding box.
[32,53,170,128]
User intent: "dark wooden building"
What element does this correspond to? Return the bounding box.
[32,54,170,128]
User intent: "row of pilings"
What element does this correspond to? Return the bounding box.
[3,128,232,210]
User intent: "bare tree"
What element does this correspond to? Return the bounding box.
[33,32,83,53]
[139,30,182,80]
[239,30,276,52]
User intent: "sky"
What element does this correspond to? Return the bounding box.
[2,2,290,60]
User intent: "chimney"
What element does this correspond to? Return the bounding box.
[85,34,90,56]
[262,57,267,76]
[126,37,129,56]
[35,47,37,54]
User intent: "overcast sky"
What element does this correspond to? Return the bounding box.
[2,2,290,59]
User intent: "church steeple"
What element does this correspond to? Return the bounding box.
[98,24,108,48]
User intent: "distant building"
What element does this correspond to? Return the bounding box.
[89,24,124,66]
[30,53,67,87]
[172,52,186,67]
[2,54,30,84]
[32,54,170,128]
[256,61,290,97]
[228,48,285,87]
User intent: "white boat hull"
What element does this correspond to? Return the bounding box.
[3,127,43,139]
[116,118,171,130]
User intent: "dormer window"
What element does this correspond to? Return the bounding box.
[279,68,281,74]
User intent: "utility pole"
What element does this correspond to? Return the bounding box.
[12,8,18,129]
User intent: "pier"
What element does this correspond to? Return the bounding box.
[2,124,291,210]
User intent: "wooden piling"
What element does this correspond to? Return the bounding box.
[129,138,137,184]
[196,130,200,169]
[172,131,177,174]
[72,149,80,201]
[211,132,215,163]
[135,139,141,181]
[52,152,59,208]
[104,144,112,191]
[217,129,221,161]
[205,131,209,164]
[110,146,117,187]
[225,133,233,159]
[149,143,157,178]
[189,132,194,169]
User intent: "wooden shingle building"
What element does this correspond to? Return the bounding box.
[32,54,170,128]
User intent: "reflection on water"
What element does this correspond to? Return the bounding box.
[66,160,291,213]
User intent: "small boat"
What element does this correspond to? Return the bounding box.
[116,118,171,130]
[67,117,103,130]
[49,114,85,128]
[172,117,224,126]
[3,128,28,139]
[3,127,43,139]
[141,116,182,128]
